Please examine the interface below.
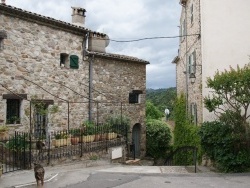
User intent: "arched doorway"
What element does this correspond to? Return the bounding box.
[132,123,141,157]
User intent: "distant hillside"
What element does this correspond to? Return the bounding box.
[146,87,176,113]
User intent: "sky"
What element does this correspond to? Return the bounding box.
[7,0,181,89]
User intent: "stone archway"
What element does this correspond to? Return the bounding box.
[132,123,141,157]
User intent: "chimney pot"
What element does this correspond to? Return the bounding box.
[71,7,86,27]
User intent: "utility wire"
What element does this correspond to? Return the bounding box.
[108,34,200,43]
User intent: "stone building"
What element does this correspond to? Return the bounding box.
[0,3,148,157]
[173,0,250,124]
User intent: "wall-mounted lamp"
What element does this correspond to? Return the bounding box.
[189,72,196,84]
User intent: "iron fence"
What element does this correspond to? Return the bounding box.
[0,124,127,174]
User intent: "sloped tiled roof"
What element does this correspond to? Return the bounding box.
[88,51,149,64]
[0,3,105,36]
[0,3,149,64]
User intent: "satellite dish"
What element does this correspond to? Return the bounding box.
[105,35,110,47]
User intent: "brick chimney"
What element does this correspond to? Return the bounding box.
[71,7,86,27]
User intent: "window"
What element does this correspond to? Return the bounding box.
[3,94,27,124]
[129,90,143,104]
[129,93,139,104]
[188,51,196,75]
[190,4,194,24]
[0,30,7,50]
[6,99,21,124]
[190,103,197,125]
[70,55,79,69]
[60,53,69,67]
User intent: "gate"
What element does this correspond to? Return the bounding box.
[0,132,31,174]
[164,146,197,173]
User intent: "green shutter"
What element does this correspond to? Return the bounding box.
[70,55,79,69]
[188,55,191,74]
[192,51,196,74]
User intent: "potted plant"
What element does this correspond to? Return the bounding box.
[69,129,80,145]
[52,132,70,147]
[0,125,9,140]
[81,121,95,143]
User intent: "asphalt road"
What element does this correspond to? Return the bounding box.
[22,172,250,188]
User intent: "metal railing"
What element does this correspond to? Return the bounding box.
[0,124,127,174]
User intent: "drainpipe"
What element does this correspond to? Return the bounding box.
[83,32,94,122]
[89,54,94,122]
[180,1,188,117]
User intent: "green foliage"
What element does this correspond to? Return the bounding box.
[55,132,68,139]
[146,87,176,118]
[82,121,95,135]
[5,134,30,151]
[146,101,163,120]
[0,125,9,133]
[146,119,172,159]
[173,93,201,164]
[204,64,250,123]
[106,115,130,133]
[200,121,250,172]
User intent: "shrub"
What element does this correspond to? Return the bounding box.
[200,121,250,172]
[146,119,172,159]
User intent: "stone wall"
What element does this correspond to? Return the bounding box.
[0,10,147,157]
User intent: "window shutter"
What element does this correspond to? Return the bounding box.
[191,4,194,23]
[188,55,192,74]
[183,19,186,36]
[70,55,79,69]
[193,51,196,74]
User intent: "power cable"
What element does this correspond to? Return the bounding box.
[108,34,200,43]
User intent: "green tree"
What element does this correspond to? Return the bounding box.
[173,93,200,165]
[146,101,163,120]
[146,87,176,115]
[204,64,250,124]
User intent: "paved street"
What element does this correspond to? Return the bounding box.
[1,161,250,188]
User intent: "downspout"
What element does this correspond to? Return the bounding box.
[180,1,188,117]
[185,4,188,117]
[89,54,94,122]
[83,32,94,122]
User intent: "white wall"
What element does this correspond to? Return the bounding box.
[201,0,250,121]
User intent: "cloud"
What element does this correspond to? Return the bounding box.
[8,0,181,89]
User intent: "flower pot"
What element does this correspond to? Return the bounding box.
[94,134,101,142]
[71,137,80,145]
[0,132,9,140]
[100,133,107,141]
[53,138,71,147]
[106,132,117,140]
[81,135,95,143]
